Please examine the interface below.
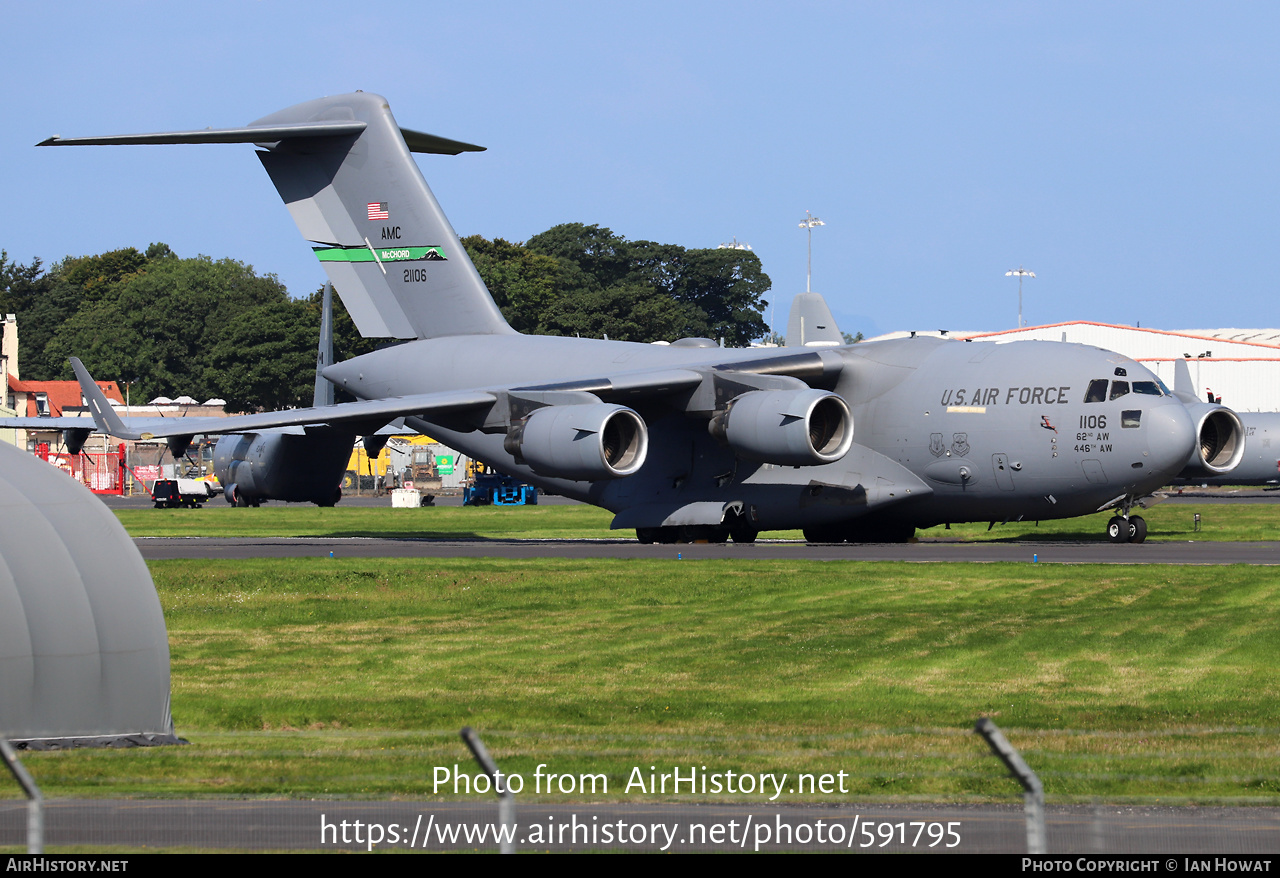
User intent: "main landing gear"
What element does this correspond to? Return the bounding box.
[803,521,916,544]
[635,524,757,544]
[635,506,759,545]
[1106,514,1147,544]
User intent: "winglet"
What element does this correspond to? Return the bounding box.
[70,357,141,439]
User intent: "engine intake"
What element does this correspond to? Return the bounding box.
[708,389,853,466]
[1187,405,1245,474]
[505,403,648,480]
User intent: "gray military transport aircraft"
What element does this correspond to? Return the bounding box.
[209,279,364,507]
[33,91,1248,543]
[1168,358,1280,488]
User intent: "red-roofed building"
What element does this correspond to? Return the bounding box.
[7,377,124,418]
[2,314,123,449]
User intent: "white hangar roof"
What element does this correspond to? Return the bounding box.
[958,322,1280,413]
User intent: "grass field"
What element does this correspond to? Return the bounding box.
[112,498,1278,543]
[19,557,1280,804]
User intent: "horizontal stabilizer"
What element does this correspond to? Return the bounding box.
[400,127,487,155]
[39,122,484,155]
[38,121,367,147]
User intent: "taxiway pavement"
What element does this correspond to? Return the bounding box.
[133,536,1280,564]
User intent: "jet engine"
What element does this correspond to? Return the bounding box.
[213,428,355,506]
[708,388,854,466]
[1180,403,1246,475]
[505,403,648,480]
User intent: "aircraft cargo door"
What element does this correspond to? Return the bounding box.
[991,453,1015,491]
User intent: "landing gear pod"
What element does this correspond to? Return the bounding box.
[709,389,854,466]
[506,404,648,480]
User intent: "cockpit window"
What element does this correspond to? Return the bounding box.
[1110,381,1130,400]
[1132,381,1162,396]
[1084,379,1108,403]
[1122,410,1142,428]
[1154,376,1172,396]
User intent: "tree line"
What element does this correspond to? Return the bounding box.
[0,223,771,412]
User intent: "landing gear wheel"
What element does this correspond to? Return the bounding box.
[848,523,917,544]
[1106,516,1131,543]
[636,527,658,545]
[1129,516,1147,544]
[707,527,729,544]
[803,525,844,544]
[729,525,758,544]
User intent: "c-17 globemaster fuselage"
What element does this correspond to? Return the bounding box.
[39,91,1244,543]
[321,329,1229,542]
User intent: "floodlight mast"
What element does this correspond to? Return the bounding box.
[799,211,825,293]
[1005,266,1036,328]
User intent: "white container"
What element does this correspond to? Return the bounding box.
[391,488,422,508]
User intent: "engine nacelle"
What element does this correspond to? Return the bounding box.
[1181,403,1246,475]
[505,403,648,480]
[708,388,854,466]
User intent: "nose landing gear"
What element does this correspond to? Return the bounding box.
[1101,493,1154,544]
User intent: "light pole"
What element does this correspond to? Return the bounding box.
[1005,266,1036,328]
[799,211,824,293]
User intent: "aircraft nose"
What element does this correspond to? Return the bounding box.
[1143,402,1196,477]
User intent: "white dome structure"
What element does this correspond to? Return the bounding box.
[0,441,176,747]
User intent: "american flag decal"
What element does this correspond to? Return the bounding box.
[367,202,389,221]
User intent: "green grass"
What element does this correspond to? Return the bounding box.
[113,499,1280,542]
[114,503,625,540]
[18,558,1280,803]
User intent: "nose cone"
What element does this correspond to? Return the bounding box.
[1144,402,1196,479]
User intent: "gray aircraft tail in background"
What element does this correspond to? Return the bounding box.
[786,293,844,347]
[38,92,1251,542]
[1170,357,1280,487]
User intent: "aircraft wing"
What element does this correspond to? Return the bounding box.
[439,348,845,402]
[71,344,844,441]
[2,416,100,430]
[70,358,494,441]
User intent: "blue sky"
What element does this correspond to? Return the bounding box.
[4,2,1278,339]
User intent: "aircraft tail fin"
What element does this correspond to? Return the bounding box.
[1172,357,1200,403]
[313,280,335,408]
[42,93,514,341]
[786,293,843,347]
